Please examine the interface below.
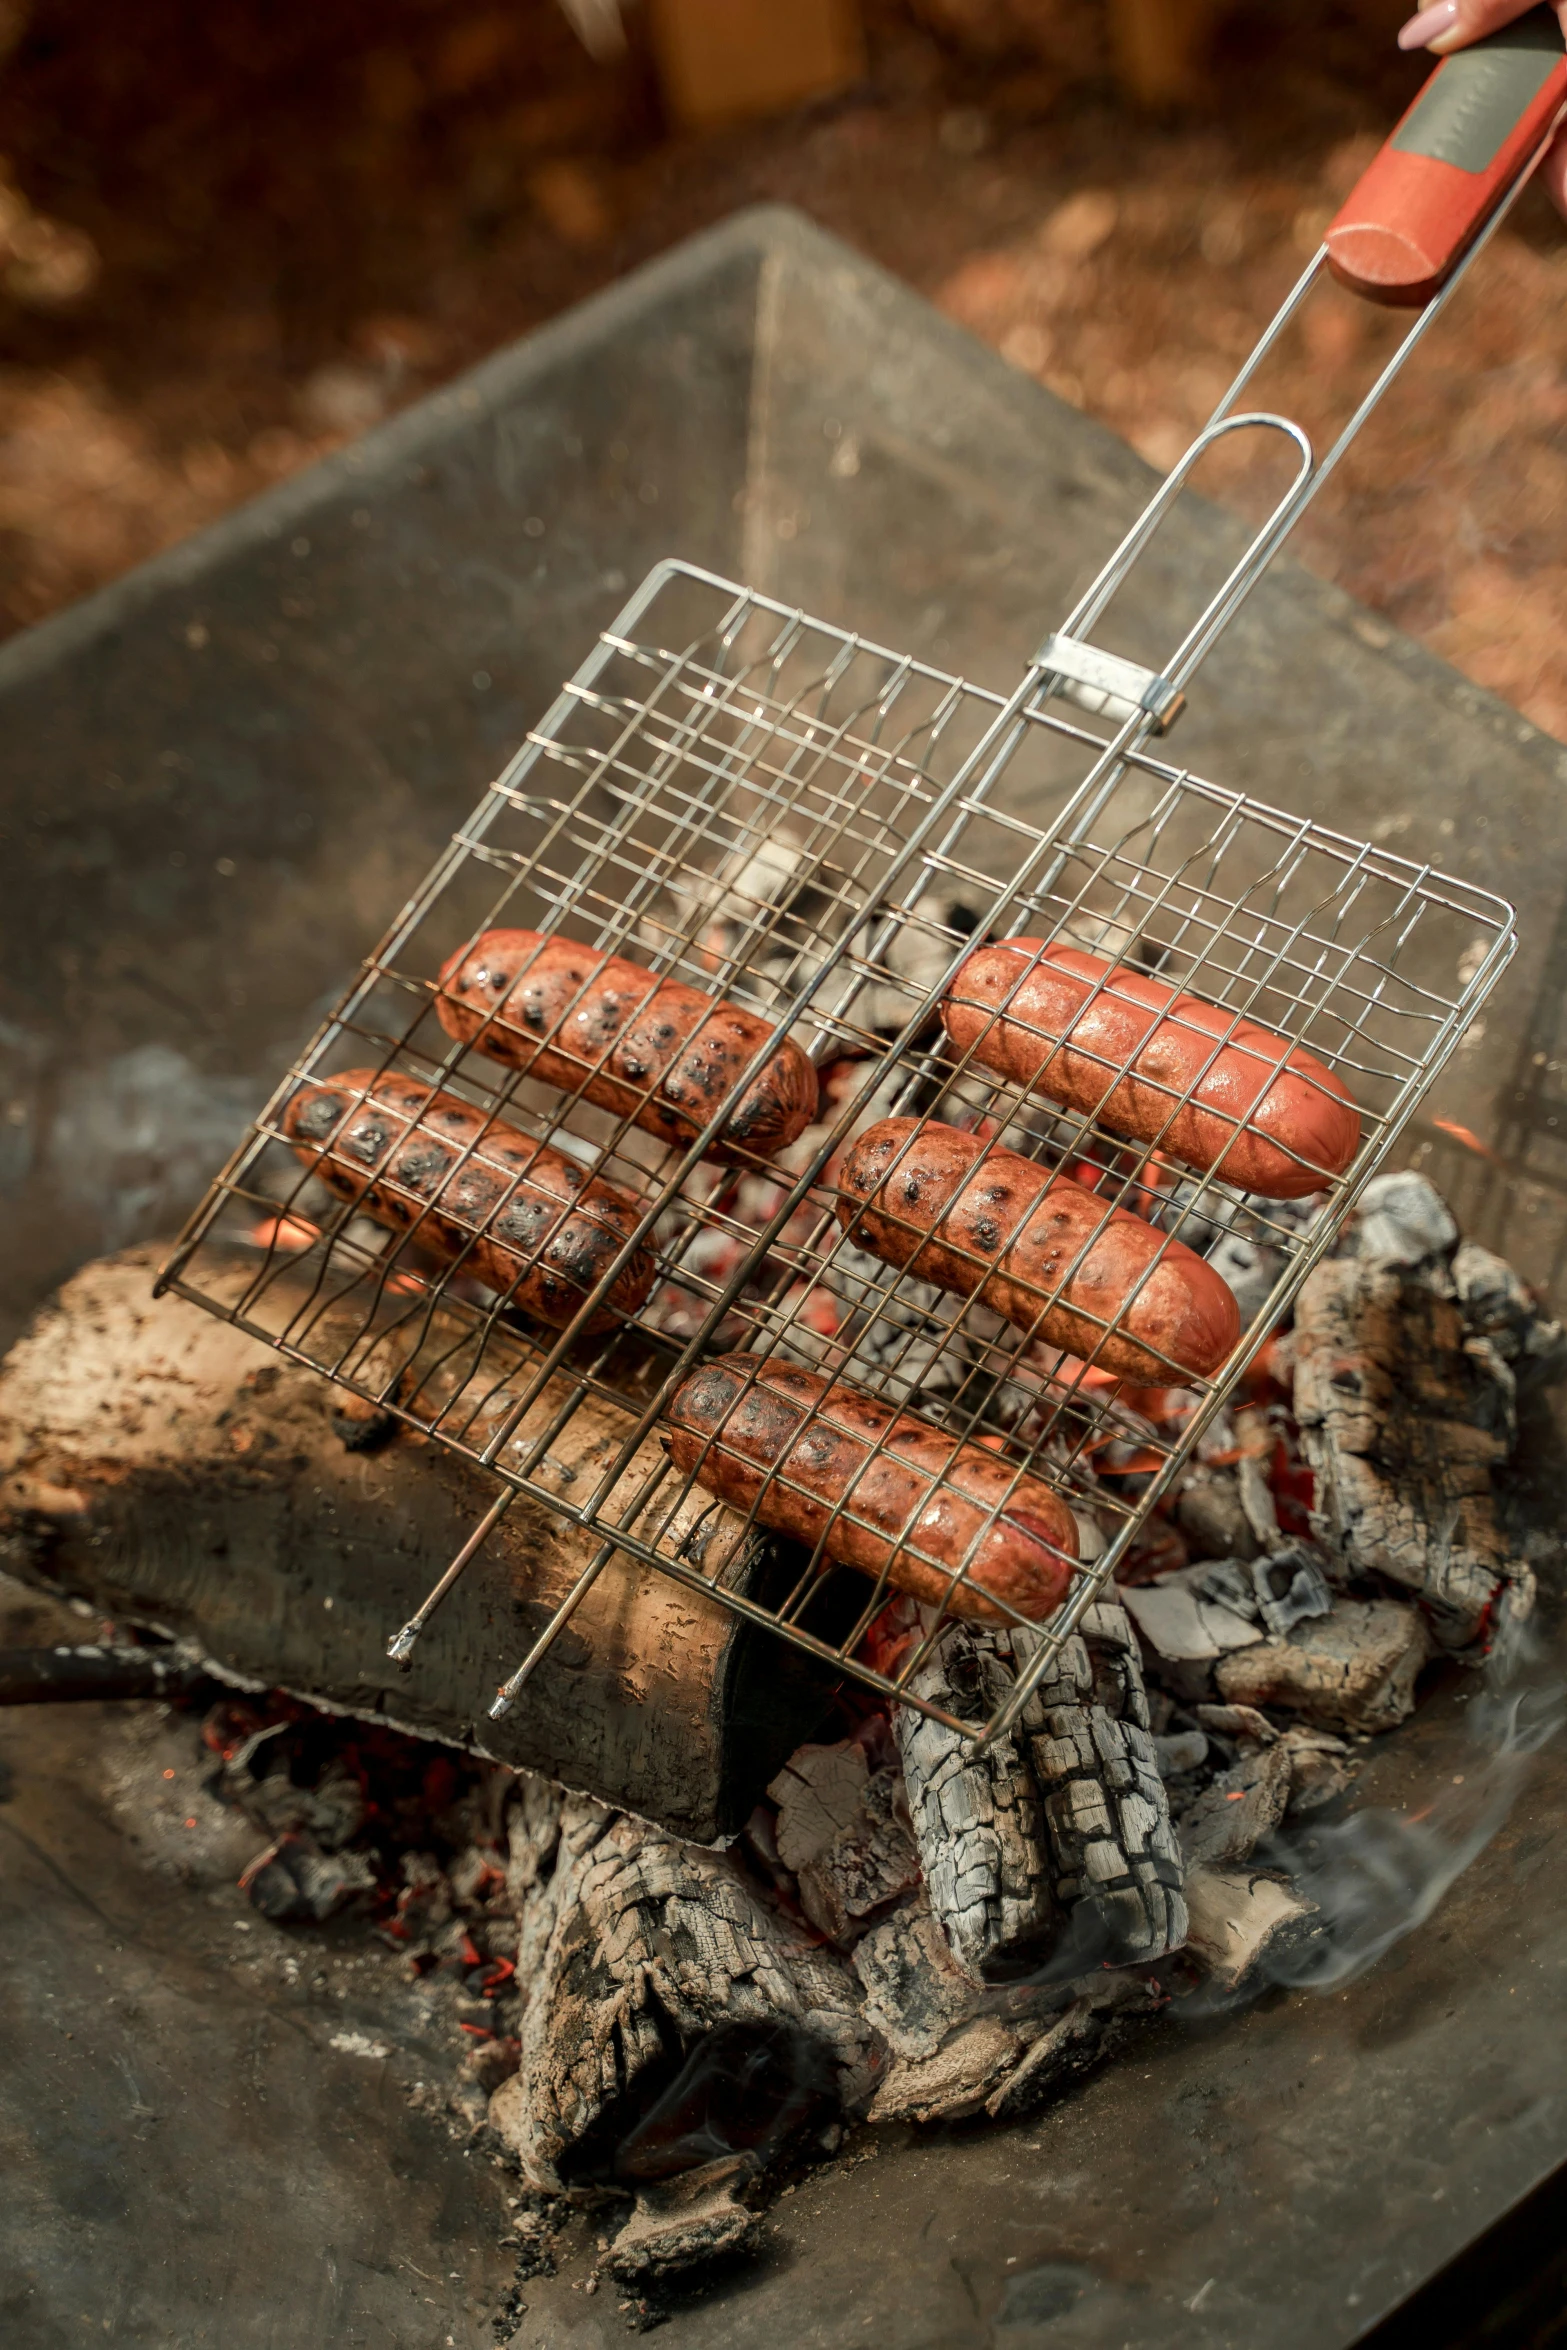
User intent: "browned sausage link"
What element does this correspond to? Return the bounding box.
[837,1118,1241,1382]
[942,939,1361,1200]
[435,928,819,1166]
[661,1354,1077,1626]
[281,1069,654,1334]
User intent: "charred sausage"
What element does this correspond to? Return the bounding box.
[661,1354,1077,1625]
[435,928,818,1166]
[282,1068,653,1334]
[837,1117,1240,1381]
[941,938,1360,1199]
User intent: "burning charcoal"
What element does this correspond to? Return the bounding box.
[795,1774,920,1948]
[1202,1230,1283,1328]
[1176,1742,1294,1868]
[605,2155,760,2283]
[1193,1559,1261,1621]
[215,1728,369,1851]
[1213,1597,1432,1735]
[487,1798,869,2193]
[1348,1171,1458,1268]
[1294,1236,1531,1650]
[1120,1567,1264,1666]
[1250,1545,1334,1639]
[854,1895,1159,2125]
[1174,1465,1259,1563]
[390,1851,454,1948]
[240,1831,376,1922]
[1152,1730,1209,1776]
[899,1598,1187,1979]
[1029,1599,1189,1964]
[1278,1727,1358,1814]
[895,1629,1056,1983]
[1453,1240,1567,1386]
[768,1740,874,1869]
[1181,1864,1322,1998]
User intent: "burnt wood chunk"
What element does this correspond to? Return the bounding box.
[853,1894,1159,2126]
[487,1792,870,2193]
[1182,1863,1323,1997]
[897,1597,1187,1982]
[1292,1183,1551,1651]
[1213,1597,1432,1735]
[0,1246,837,1843]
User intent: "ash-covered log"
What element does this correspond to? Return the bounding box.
[897,1594,1187,1981]
[487,1787,871,2198]
[1212,1597,1432,1735]
[0,1246,840,1842]
[1293,1173,1557,1651]
[853,1889,1159,2125]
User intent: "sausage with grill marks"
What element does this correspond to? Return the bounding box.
[435,928,819,1166]
[837,1117,1241,1382]
[282,1069,653,1334]
[941,938,1360,1199]
[661,1354,1077,1626]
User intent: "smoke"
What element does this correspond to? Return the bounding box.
[1255,1626,1563,1994]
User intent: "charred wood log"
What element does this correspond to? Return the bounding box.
[0,1246,839,1842]
[766,1741,921,1946]
[487,1791,871,2195]
[0,1641,209,1705]
[853,1893,1159,2126]
[896,1596,1186,1982]
[1212,1597,1431,1735]
[1176,1741,1293,1868]
[1293,1176,1550,1651]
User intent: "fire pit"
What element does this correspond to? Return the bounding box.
[3,208,1567,2348]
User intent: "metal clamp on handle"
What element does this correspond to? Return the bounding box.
[1033,632,1186,735]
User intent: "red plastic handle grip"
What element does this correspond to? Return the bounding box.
[1326,7,1567,306]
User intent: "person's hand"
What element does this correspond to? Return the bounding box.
[1398,3,1567,216]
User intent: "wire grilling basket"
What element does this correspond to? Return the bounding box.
[159,22,1558,1746]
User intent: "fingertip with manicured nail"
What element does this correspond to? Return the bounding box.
[1397,3,1460,49]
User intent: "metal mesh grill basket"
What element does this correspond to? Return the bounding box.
[159,551,1514,1742]
[159,159,1560,1744]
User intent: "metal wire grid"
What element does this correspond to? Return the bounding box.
[158,563,1516,1742]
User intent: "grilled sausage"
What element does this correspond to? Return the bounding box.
[282,1069,653,1334]
[435,928,819,1165]
[941,939,1360,1199]
[662,1354,1077,1625]
[836,1118,1240,1381]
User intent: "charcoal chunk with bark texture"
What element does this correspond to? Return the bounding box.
[1214,1597,1431,1735]
[1029,1600,1189,1967]
[487,1793,870,2193]
[853,1894,1158,2126]
[895,1628,1056,1983]
[1176,1741,1293,1868]
[898,1599,1186,1982]
[1293,1252,1530,1650]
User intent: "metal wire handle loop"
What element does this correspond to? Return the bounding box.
[1051,410,1315,671]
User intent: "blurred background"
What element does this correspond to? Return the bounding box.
[1,0,1564,731]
